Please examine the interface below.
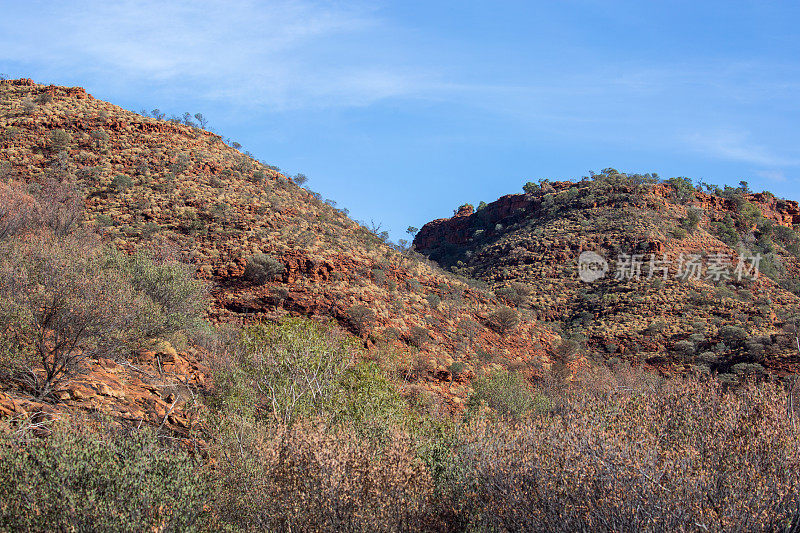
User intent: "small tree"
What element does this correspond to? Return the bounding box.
[293,173,308,186]
[194,113,209,129]
[523,181,541,195]
[683,207,702,232]
[489,307,520,336]
[0,232,132,397]
[0,231,206,398]
[347,304,376,336]
[244,253,285,283]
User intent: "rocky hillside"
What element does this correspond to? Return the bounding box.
[415,171,800,381]
[0,78,558,411]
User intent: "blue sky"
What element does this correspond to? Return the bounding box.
[1,0,798,241]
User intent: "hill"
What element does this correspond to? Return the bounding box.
[2,80,800,531]
[0,78,555,414]
[415,170,800,380]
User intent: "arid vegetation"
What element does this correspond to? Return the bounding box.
[3,329,800,531]
[1,79,799,531]
[416,168,800,380]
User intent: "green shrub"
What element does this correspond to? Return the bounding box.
[105,249,207,341]
[475,348,494,363]
[90,129,109,143]
[244,253,285,283]
[674,340,696,358]
[488,306,520,335]
[347,304,376,336]
[95,214,114,227]
[426,293,441,308]
[237,319,358,424]
[698,351,719,364]
[111,174,132,191]
[467,370,542,420]
[49,129,71,152]
[732,362,765,376]
[448,361,467,378]
[371,267,388,286]
[330,361,412,438]
[719,325,748,346]
[0,424,207,532]
[644,319,667,336]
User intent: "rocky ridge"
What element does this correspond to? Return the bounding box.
[415,174,800,379]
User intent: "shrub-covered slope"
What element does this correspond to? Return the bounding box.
[0,78,557,406]
[415,170,800,379]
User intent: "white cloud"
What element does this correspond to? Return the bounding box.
[0,0,425,110]
[683,130,799,168]
[755,169,787,182]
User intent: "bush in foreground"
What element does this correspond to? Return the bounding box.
[0,422,207,532]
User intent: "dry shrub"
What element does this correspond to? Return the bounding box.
[33,179,84,236]
[347,304,376,336]
[0,181,206,398]
[0,182,33,239]
[212,418,435,532]
[448,376,800,532]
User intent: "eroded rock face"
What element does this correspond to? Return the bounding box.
[417,187,799,255]
[0,345,211,438]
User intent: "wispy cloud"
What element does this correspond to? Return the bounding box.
[0,0,426,110]
[755,169,787,183]
[683,130,799,168]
